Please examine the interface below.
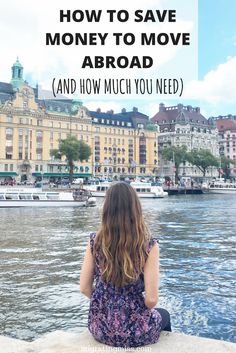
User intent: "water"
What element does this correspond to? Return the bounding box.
[0,194,235,342]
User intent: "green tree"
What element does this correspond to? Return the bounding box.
[51,136,91,182]
[186,149,219,177]
[161,145,188,183]
[220,156,236,179]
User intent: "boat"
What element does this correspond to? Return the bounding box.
[203,181,236,194]
[163,186,204,195]
[0,188,96,207]
[84,181,168,198]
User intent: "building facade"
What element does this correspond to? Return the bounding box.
[213,116,236,178]
[88,109,158,179]
[0,59,158,183]
[151,103,219,180]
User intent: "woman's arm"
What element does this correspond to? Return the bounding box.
[79,241,95,299]
[143,243,159,309]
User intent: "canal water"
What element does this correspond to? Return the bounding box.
[0,194,235,343]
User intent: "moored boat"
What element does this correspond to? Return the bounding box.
[0,188,96,207]
[84,181,168,198]
[203,181,236,194]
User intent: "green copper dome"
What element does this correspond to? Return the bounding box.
[11,57,24,90]
[12,57,23,68]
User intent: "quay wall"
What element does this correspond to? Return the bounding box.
[0,329,235,353]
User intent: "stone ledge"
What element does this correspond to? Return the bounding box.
[0,329,235,353]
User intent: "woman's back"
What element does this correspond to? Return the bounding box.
[80,182,171,348]
[88,232,162,348]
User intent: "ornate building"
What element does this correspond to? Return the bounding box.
[213,115,236,178]
[0,59,158,183]
[151,103,219,179]
[88,109,158,178]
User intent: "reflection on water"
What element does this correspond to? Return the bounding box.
[0,195,235,342]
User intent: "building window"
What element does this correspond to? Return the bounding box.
[36,130,43,139]
[4,164,8,171]
[7,115,13,123]
[6,128,13,135]
[6,154,12,159]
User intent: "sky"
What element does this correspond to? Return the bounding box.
[0,0,236,119]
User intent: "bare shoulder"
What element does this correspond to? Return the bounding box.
[147,241,159,258]
[144,242,159,270]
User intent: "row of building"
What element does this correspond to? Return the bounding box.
[0,59,235,184]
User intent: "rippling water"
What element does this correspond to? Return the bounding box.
[0,194,235,342]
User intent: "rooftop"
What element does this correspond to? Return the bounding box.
[89,108,149,128]
[0,78,150,127]
[216,119,236,132]
[151,103,214,132]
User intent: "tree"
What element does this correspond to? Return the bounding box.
[161,145,188,183]
[186,149,219,177]
[220,156,236,179]
[51,136,91,182]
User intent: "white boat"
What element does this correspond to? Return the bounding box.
[84,181,168,198]
[0,188,96,208]
[204,181,236,194]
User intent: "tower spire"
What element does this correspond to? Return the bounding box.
[11,57,24,90]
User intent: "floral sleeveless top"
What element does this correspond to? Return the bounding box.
[88,232,162,348]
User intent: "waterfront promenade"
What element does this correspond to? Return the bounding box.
[0,329,235,353]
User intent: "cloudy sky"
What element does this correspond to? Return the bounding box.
[0,0,235,118]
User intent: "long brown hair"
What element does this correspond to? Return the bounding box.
[94,181,150,287]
